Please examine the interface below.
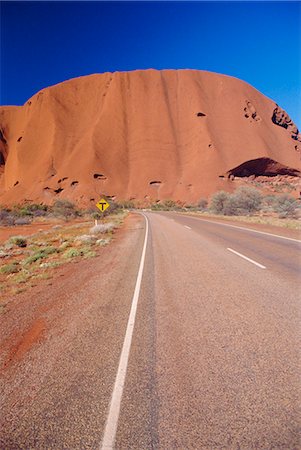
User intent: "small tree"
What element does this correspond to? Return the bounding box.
[231,186,262,215]
[198,198,208,211]
[274,194,299,218]
[52,199,77,218]
[209,191,230,214]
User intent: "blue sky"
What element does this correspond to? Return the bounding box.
[1,1,300,127]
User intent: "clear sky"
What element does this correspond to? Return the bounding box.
[1,1,300,127]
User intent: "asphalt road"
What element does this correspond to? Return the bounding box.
[1,212,300,449]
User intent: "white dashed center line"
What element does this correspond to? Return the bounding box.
[227,247,266,269]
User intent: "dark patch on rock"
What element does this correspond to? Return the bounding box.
[228,157,301,178]
[272,105,300,141]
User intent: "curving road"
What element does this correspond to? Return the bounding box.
[0,212,300,449]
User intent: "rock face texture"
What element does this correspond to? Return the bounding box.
[0,69,300,206]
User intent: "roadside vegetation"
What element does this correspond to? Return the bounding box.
[0,199,127,304]
[0,190,300,307]
[149,187,301,229]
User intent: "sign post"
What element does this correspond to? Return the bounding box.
[95,198,110,224]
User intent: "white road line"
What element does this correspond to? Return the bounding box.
[184,225,191,229]
[227,247,266,269]
[100,214,149,450]
[184,216,301,243]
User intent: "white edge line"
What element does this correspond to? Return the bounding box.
[184,225,191,229]
[227,247,266,269]
[183,216,301,243]
[100,214,148,450]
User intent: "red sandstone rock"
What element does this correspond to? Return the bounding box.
[0,69,300,205]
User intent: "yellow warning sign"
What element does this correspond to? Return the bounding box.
[96,198,110,212]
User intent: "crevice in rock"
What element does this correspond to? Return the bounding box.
[44,187,51,190]
[54,187,64,194]
[14,181,19,186]
[0,152,5,166]
[227,157,301,178]
[196,112,206,117]
[94,173,107,180]
[149,180,162,185]
[17,136,22,142]
[0,129,7,144]
[71,180,79,186]
[272,105,300,141]
[243,101,261,122]
[58,177,68,183]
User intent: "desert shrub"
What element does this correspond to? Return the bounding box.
[209,191,230,214]
[23,247,56,265]
[96,238,110,246]
[151,199,181,211]
[32,209,47,217]
[52,199,77,218]
[0,262,20,274]
[117,200,135,209]
[210,188,262,215]
[14,217,32,225]
[0,209,15,226]
[89,222,114,234]
[81,246,97,258]
[74,234,97,245]
[273,194,299,218]
[198,198,208,211]
[13,206,33,217]
[230,187,262,215]
[42,246,57,256]
[23,251,46,265]
[151,203,163,211]
[58,241,71,252]
[27,203,48,212]
[0,209,10,221]
[63,248,81,259]
[9,236,27,247]
[163,199,177,209]
[263,195,278,207]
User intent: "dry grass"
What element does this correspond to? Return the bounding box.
[0,212,127,306]
[182,211,301,230]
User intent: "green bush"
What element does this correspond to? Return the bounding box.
[198,198,208,211]
[23,251,46,265]
[117,200,135,209]
[232,187,262,214]
[273,194,299,218]
[0,262,21,274]
[210,187,262,216]
[52,199,77,218]
[9,236,27,247]
[209,191,230,214]
[23,247,56,265]
[63,248,81,259]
